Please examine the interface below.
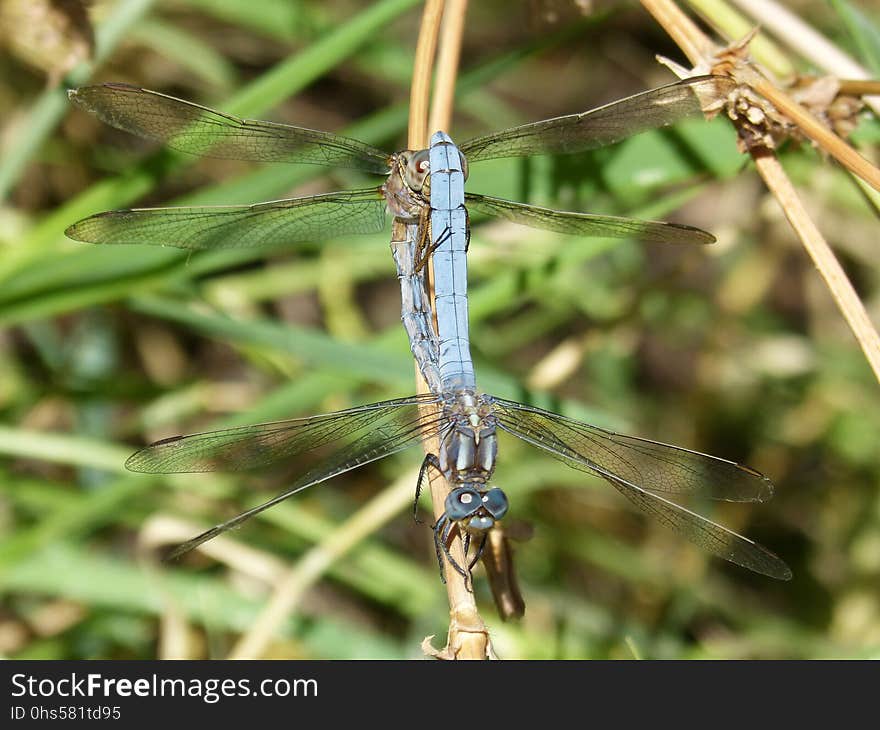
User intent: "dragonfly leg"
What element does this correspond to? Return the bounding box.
[468,534,488,571]
[439,519,471,587]
[414,453,441,524]
[433,515,449,584]
[415,224,452,272]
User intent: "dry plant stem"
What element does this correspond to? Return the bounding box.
[685,0,793,77]
[641,0,880,385]
[839,81,880,97]
[726,0,880,115]
[408,0,445,149]
[411,0,490,660]
[753,151,880,382]
[640,0,715,63]
[427,0,469,136]
[648,0,880,192]
[746,74,880,193]
[228,468,421,659]
[158,603,192,660]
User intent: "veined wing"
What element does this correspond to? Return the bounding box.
[491,398,772,501]
[65,189,388,249]
[459,75,734,163]
[125,394,445,558]
[491,398,790,579]
[69,83,391,173]
[465,193,715,245]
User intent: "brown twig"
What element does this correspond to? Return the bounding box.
[839,80,880,97]
[408,0,445,150]
[725,0,880,116]
[411,0,492,660]
[428,0,468,137]
[640,0,880,385]
[752,150,880,379]
[745,73,880,193]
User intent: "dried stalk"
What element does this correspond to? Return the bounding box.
[725,0,880,115]
[411,0,493,661]
[427,0,468,137]
[408,0,445,149]
[753,150,880,378]
[686,0,794,77]
[640,0,880,384]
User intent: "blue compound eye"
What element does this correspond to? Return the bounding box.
[445,487,481,521]
[482,488,509,519]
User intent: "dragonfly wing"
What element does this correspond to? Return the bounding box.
[492,399,790,579]
[127,394,441,473]
[459,75,734,163]
[65,188,388,249]
[69,83,391,173]
[126,395,445,558]
[599,473,791,579]
[491,398,773,501]
[465,193,715,245]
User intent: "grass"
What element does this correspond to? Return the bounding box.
[1,0,879,659]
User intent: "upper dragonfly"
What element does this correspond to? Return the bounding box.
[65,76,735,252]
[111,130,791,584]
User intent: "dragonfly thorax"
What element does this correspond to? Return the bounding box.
[438,391,498,485]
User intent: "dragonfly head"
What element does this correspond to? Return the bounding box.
[398,149,431,192]
[445,486,509,533]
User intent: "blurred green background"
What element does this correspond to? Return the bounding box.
[1,0,879,659]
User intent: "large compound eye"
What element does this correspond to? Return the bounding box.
[403,149,431,191]
[482,488,508,520]
[445,487,481,521]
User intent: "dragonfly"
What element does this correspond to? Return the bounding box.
[63,76,734,254]
[67,76,790,580]
[117,133,789,583]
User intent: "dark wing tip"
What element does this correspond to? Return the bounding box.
[734,463,775,502]
[778,564,794,581]
[63,222,81,241]
[125,435,184,473]
[69,83,144,110]
[162,540,193,562]
[663,222,715,245]
[101,81,143,92]
[124,450,153,473]
[757,475,775,503]
[697,228,716,245]
[65,210,134,243]
[760,554,793,581]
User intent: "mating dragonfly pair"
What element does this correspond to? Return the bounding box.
[66,75,791,583]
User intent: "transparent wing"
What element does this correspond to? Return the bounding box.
[65,189,388,250]
[465,193,715,245]
[126,395,446,558]
[491,398,790,580]
[459,75,734,163]
[69,83,391,173]
[491,398,772,501]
